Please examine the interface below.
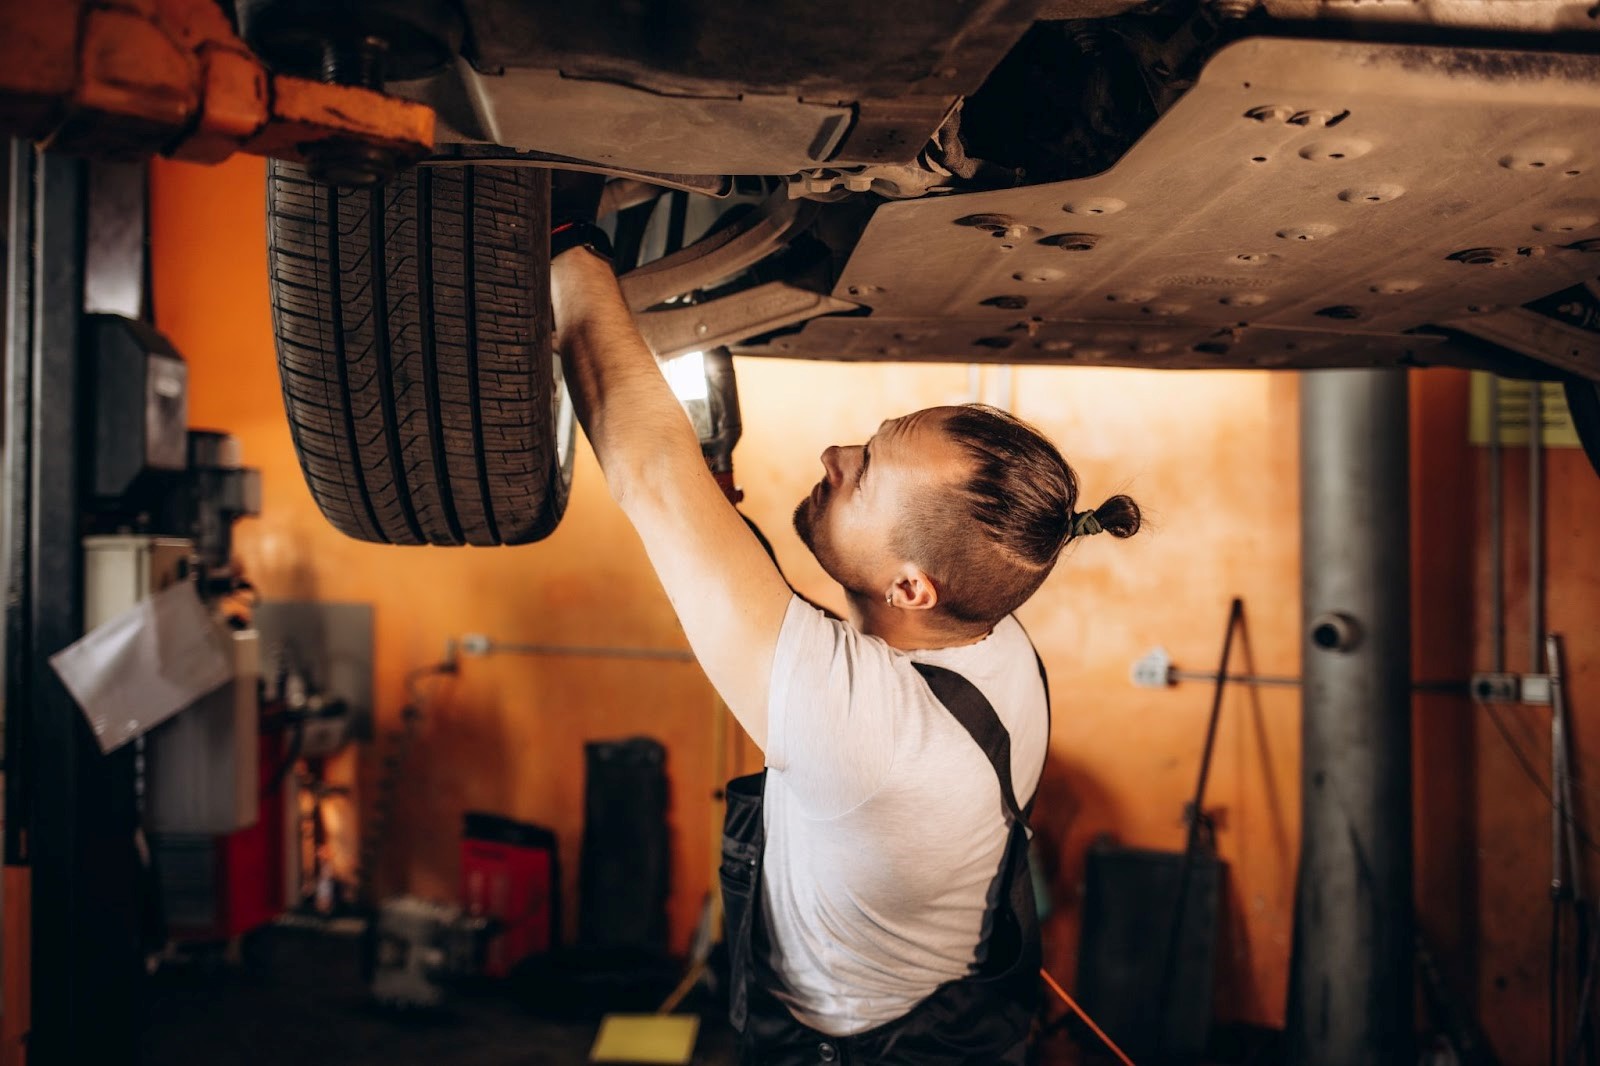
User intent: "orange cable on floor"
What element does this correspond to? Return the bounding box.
[1039,967,1138,1066]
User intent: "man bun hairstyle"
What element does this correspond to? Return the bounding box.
[901,405,1141,628]
[1080,494,1142,540]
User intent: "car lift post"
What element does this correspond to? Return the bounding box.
[1289,368,1414,1064]
[3,140,142,1066]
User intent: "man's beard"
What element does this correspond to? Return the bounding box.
[792,486,862,597]
[792,493,818,552]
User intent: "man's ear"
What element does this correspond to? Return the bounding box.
[888,567,939,612]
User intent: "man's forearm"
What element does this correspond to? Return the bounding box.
[547,239,790,745]
[551,249,706,505]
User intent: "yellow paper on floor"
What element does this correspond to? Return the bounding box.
[589,1014,700,1064]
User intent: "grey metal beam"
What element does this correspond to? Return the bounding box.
[1289,368,1414,1065]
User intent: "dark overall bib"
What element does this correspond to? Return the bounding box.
[720,657,1050,1066]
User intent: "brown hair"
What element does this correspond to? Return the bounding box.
[900,405,1141,627]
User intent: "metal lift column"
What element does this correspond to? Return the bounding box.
[1289,369,1414,1065]
[4,142,142,1066]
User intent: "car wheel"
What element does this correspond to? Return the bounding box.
[1568,379,1600,479]
[265,162,574,545]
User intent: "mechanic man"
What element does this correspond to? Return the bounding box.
[549,194,1141,1064]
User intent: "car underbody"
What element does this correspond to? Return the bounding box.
[15,0,1594,546]
[366,0,1600,382]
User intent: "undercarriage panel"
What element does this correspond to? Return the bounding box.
[742,38,1600,376]
[428,0,1055,171]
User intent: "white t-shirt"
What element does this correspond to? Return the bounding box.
[759,595,1050,1036]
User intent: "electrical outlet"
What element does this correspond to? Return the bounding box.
[1470,672,1519,703]
[1520,675,1553,706]
[1131,647,1174,689]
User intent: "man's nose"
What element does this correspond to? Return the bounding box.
[820,445,843,486]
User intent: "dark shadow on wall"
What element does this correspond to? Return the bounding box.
[1031,751,1122,988]
[384,673,515,902]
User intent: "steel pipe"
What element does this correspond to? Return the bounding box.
[1488,374,1504,673]
[1529,382,1544,673]
[1289,369,1413,1066]
[466,638,695,663]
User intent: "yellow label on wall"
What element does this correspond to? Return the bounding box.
[1469,373,1581,447]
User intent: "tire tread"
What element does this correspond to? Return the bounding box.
[265,162,563,546]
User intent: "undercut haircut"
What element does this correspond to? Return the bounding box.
[900,405,1141,628]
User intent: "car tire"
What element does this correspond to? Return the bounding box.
[265,161,573,545]
[1568,379,1600,479]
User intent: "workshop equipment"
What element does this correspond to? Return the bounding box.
[152,741,288,943]
[588,695,736,1064]
[679,346,745,503]
[73,308,280,946]
[368,896,495,1009]
[1074,600,1243,1062]
[84,403,262,766]
[460,812,560,978]
[507,739,677,1023]
[77,527,275,941]
[1077,843,1221,1062]
[0,0,435,181]
[1545,634,1596,1066]
[128,432,261,837]
[254,600,376,913]
[1152,598,1242,1060]
[84,314,262,588]
[83,534,259,836]
[267,680,361,916]
[580,739,672,956]
[83,315,187,505]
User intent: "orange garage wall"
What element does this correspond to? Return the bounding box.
[150,149,1561,1030]
[1464,412,1600,1064]
[1409,368,1600,1066]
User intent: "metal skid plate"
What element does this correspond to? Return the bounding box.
[451,0,1046,171]
[1260,0,1600,34]
[420,65,857,175]
[744,39,1600,372]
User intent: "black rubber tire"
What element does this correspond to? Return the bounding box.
[265,162,573,546]
[1568,379,1600,479]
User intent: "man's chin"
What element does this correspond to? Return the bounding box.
[792,498,815,551]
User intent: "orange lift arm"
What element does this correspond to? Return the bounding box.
[0,0,434,181]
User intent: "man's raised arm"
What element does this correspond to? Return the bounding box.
[550,245,791,750]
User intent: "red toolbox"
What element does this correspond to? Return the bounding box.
[459,812,559,977]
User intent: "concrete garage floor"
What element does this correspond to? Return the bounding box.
[140,924,1284,1065]
[142,925,739,1066]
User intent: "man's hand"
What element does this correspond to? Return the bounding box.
[549,170,607,232]
[549,170,613,263]
[551,243,791,750]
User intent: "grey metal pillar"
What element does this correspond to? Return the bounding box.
[1289,369,1414,1066]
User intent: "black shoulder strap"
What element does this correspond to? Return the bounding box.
[912,650,1050,831]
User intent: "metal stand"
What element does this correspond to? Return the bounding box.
[1151,598,1242,1063]
[1547,634,1597,1066]
[1288,369,1413,1066]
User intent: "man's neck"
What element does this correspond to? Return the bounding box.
[845,591,991,652]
